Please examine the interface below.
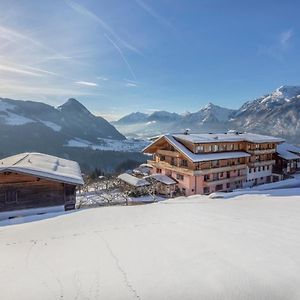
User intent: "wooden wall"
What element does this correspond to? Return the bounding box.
[0,172,76,212]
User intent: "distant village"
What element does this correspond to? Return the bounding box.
[1,130,300,221]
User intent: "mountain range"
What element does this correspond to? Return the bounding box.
[113,85,300,143]
[0,98,145,173]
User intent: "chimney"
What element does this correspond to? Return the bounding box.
[184,128,191,135]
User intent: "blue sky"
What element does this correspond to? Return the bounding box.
[0,0,299,120]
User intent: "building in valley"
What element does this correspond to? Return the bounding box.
[274,142,300,177]
[143,131,284,195]
[0,152,84,220]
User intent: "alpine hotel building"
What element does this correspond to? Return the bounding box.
[143,131,284,196]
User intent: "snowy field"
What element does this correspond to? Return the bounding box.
[65,137,149,152]
[1,190,300,299]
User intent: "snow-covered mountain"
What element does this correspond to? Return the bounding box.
[114,85,300,143]
[116,112,149,124]
[0,97,146,172]
[232,85,300,142]
[114,103,236,137]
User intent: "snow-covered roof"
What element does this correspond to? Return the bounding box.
[139,163,153,168]
[143,132,284,163]
[276,142,300,160]
[0,152,84,185]
[277,150,300,161]
[118,173,150,187]
[146,174,177,185]
[173,132,284,144]
[277,142,300,154]
[162,135,250,163]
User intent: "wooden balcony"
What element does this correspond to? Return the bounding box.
[194,163,247,175]
[247,149,276,155]
[248,160,275,168]
[148,160,194,175]
[157,149,181,158]
[148,160,247,176]
[204,175,246,187]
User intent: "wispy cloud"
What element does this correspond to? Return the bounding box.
[135,0,173,30]
[64,0,141,55]
[75,81,98,87]
[105,33,137,81]
[125,82,137,87]
[258,29,295,62]
[279,29,293,47]
[0,63,44,77]
[97,76,108,81]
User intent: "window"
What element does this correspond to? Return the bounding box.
[204,174,210,181]
[207,145,212,152]
[160,155,165,161]
[181,159,188,167]
[196,145,204,153]
[262,166,265,171]
[5,190,18,204]
[228,144,233,150]
[220,172,224,177]
[171,158,175,166]
[213,144,219,152]
[176,174,184,181]
[212,160,219,167]
[249,168,252,173]
[215,184,223,191]
[226,183,230,189]
[203,187,210,194]
[156,168,162,173]
[258,167,261,172]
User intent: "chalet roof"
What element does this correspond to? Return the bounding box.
[277,143,300,160]
[0,152,84,185]
[118,173,150,187]
[173,132,284,144]
[277,142,300,154]
[144,135,251,163]
[146,174,177,185]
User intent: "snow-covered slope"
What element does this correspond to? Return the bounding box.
[1,191,300,299]
[114,85,300,142]
[114,103,235,138]
[232,85,300,142]
[0,97,148,173]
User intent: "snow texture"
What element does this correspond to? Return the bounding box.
[0,152,84,185]
[66,137,149,152]
[146,174,177,185]
[1,190,300,299]
[277,142,300,160]
[118,173,150,187]
[40,120,62,132]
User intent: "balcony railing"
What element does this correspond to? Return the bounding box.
[248,160,275,167]
[204,175,246,187]
[247,149,276,155]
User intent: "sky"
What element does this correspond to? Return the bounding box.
[0,0,299,120]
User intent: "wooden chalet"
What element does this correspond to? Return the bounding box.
[0,152,84,219]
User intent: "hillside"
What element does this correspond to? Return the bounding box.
[0,97,146,173]
[1,190,300,299]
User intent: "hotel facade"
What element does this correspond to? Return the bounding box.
[143,132,285,196]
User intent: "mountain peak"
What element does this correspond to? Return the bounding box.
[275,85,300,98]
[58,98,90,114]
